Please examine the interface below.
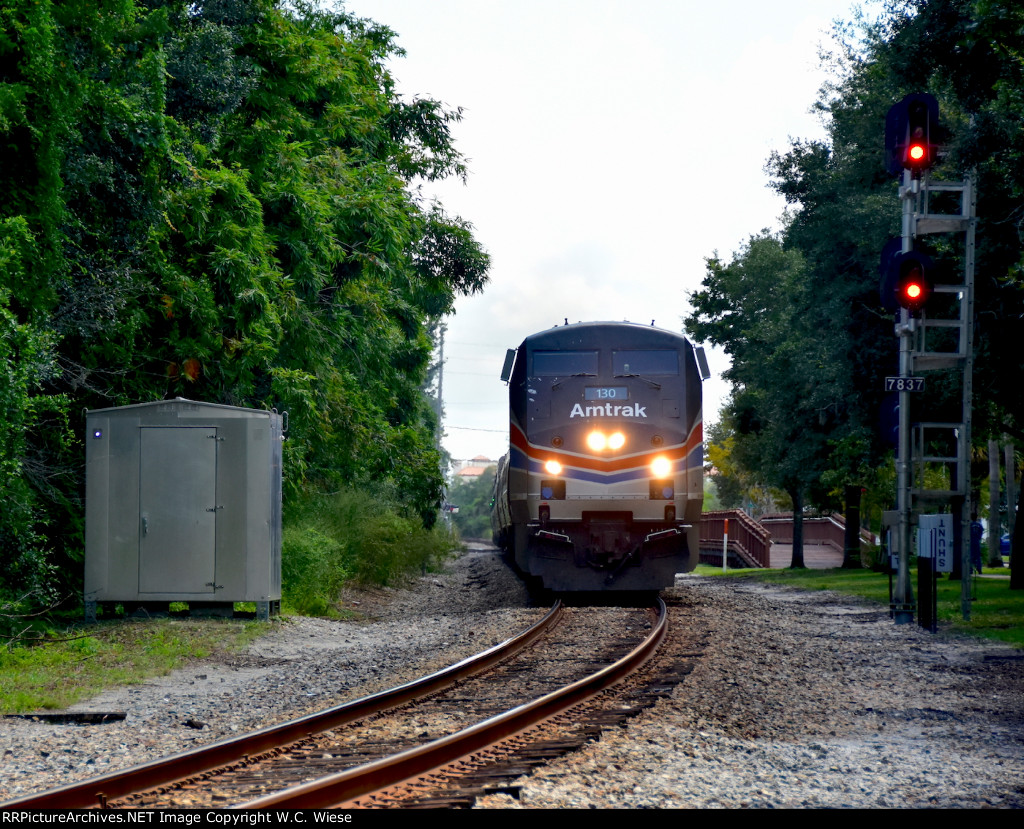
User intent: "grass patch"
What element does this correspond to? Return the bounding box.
[0,618,270,714]
[694,564,1024,647]
[0,485,461,714]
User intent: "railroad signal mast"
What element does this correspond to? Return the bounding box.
[883,93,977,626]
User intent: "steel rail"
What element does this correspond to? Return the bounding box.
[239,597,667,809]
[1,602,563,810]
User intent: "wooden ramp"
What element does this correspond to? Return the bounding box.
[768,543,844,569]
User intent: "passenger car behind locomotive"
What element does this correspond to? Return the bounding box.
[491,321,705,591]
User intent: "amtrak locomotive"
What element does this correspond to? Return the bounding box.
[491,321,705,591]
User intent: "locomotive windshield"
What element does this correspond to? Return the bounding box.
[613,350,679,376]
[532,350,599,377]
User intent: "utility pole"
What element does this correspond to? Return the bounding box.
[436,323,446,455]
[436,322,449,530]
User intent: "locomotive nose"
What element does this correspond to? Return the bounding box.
[493,322,703,591]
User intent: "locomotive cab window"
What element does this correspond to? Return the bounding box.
[613,350,679,376]
[532,350,599,377]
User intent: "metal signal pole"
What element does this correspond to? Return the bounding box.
[884,94,978,625]
[893,170,977,623]
[893,170,916,625]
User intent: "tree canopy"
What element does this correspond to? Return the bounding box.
[0,0,488,602]
[446,466,497,541]
[686,0,1024,563]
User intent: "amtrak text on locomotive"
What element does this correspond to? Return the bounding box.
[569,403,647,418]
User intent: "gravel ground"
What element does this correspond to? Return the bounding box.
[478,573,1024,809]
[2,544,1023,809]
[0,542,537,803]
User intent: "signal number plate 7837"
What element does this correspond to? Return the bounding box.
[885,376,925,392]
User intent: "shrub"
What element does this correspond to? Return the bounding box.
[281,486,459,615]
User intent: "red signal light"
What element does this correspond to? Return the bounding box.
[905,133,930,171]
[896,259,932,312]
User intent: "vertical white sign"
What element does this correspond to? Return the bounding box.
[918,514,953,573]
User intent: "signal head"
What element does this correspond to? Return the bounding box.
[893,251,933,312]
[885,93,940,177]
[902,97,935,173]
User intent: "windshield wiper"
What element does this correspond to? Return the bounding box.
[551,373,596,389]
[615,373,662,389]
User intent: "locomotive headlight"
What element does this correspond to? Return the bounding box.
[650,456,672,478]
[544,459,563,475]
[586,430,626,452]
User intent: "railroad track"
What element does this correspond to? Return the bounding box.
[3,597,698,810]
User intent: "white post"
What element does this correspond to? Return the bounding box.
[722,518,729,573]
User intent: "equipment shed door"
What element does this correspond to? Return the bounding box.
[139,426,218,594]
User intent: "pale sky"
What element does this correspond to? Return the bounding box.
[341,0,873,464]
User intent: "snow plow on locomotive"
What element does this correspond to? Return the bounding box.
[490,321,706,591]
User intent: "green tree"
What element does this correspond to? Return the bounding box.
[687,235,843,567]
[446,466,497,540]
[705,419,783,516]
[765,0,1024,582]
[688,0,1024,581]
[0,0,488,603]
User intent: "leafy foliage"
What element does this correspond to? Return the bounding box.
[687,236,838,565]
[281,487,459,616]
[687,0,1024,563]
[704,420,784,515]
[0,0,488,606]
[446,466,498,540]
